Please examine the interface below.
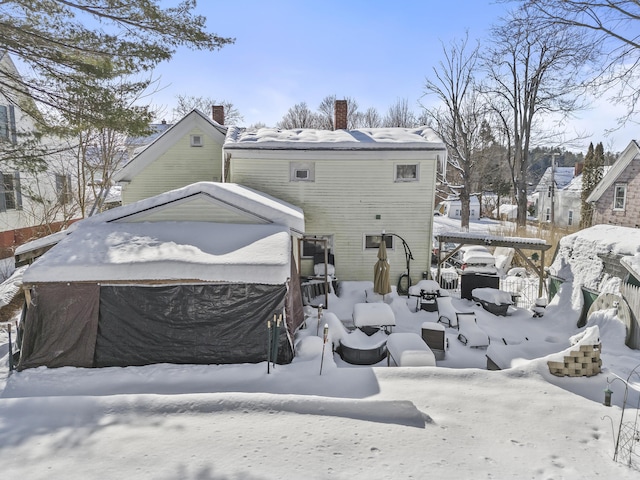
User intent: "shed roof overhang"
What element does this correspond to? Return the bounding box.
[434,232,552,297]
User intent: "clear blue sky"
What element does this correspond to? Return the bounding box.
[150,0,636,152]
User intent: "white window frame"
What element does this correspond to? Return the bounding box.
[364,234,394,251]
[190,134,203,147]
[614,184,627,211]
[290,161,315,182]
[394,163,419,182]
[545,208,550,222]
[568,210,573,226]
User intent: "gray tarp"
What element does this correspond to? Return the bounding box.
[18,283,100,370]
[96,283,289,366]
[18,280,302,369]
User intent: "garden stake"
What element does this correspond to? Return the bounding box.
[267,318,272,374]
[319,323,329,375]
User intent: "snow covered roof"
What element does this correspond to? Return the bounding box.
[586,140,640,203]
[115,109,227,183]
[534,167,575,193]
[15,182,305,265]
[22,222,292,285]
[436,231,550,249]
[224,126,446,151]
[84,182,305,235]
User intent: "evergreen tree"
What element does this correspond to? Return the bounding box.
[580,142,599,228]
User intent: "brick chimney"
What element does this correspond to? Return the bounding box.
[212,105,225,125]
[334,100,347,130]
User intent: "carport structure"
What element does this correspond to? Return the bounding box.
[433,232,553,297]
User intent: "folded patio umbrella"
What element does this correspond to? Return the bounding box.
[374,240,392,295]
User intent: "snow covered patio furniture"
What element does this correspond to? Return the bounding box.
[352,302,396,335]
[457,312,490,348]
[472,287,514,316]
[338,329,388,365]
[436,295,468,328]
[409,280,440,312]
[386,333,436,367]
[421,322,446,360]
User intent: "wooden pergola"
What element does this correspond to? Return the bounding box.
[434,232,553,297]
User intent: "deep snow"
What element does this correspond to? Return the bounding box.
[1,218,640,479]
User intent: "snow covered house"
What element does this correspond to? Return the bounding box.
[223,105,446,285]
[0,52,78,257]
[587,140,640,228]
[533,165,580,228]
[17,182,306,369]
[434,195,481,221]
[114,108,227,205]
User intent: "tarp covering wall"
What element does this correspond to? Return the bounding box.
[96,283,289,366]
[18,283,100,370]
[18,282,299,369]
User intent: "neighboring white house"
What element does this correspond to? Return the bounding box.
[0,52,77,257]
[434,195,481,221]
[533,166,580,228]
[114,108,227,205]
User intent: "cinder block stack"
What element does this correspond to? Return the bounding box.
[547,344,602,377]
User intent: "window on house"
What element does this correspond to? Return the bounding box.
[545,208,550,222]
[56,174,72,204]
[0,172,21,211]
[455,209,460,216]
[0,105,16,144]
[395,164,419,182]
[364,234,394,250]
[301,235,333,258]
[547,186,553,198]
[190,134,203,147]
[290,162,315,182]
[568,210,573,226]
[614,184,627,210]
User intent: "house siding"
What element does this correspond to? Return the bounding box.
[121,129,223,205]
[229,152,438,284]
[593,157,640,228]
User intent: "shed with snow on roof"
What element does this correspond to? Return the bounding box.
[17,182,306,369]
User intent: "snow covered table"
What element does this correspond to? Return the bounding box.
[386,333,436,367]
[352,302,396,334]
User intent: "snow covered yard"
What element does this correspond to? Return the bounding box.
[2,278,640,479]
[2,221,640,478]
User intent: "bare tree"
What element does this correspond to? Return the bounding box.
[277,102,322,129]
[383,98,417,128]
[360,107,383,128]
[173,95,243,125]
[483,5,595,226]
[423,36,484,230]
[522,0,640,124]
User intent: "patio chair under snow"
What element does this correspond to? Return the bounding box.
[436,296,461,328]
[456,312,490,348]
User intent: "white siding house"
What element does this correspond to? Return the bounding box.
[533,166,578,227]
[114,109,226,205]
[223,126,446,285]
[0,52,77,257]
